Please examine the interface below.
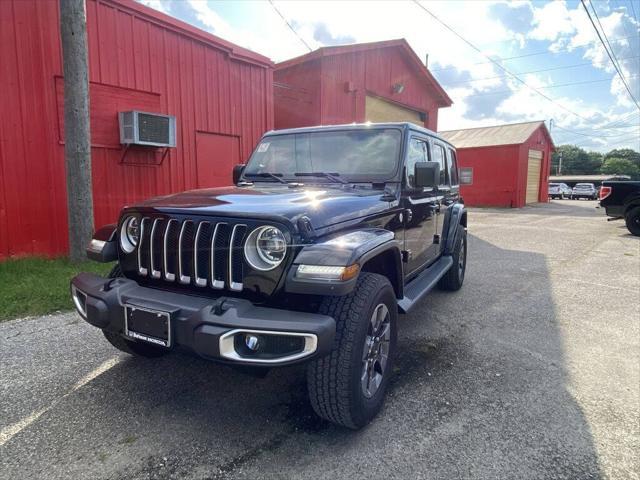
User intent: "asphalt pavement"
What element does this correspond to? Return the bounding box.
[1,199,638,480]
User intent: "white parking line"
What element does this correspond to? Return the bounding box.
[0,357,121,447]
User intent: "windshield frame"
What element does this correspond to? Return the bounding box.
[242,126,405,184]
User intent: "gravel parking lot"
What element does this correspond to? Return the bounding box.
[1,199,638,480]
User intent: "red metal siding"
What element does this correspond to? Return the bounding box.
[274,60,321,129]
[457,145,521,207]
[0,0,273,258]
[456,125,553,208]
[274,45,443,131]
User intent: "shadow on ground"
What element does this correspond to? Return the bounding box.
[1,233,604,480]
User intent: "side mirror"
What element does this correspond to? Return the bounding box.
[233,164,245,184]
[414,162,440,189]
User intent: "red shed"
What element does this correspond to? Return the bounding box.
[274,39,452,131]
[0,0,273,258]
[439,121,554,208]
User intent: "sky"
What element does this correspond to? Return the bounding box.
[138,0,640,153]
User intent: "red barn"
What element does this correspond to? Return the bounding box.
[274,39,452,131]
[439,121,555,208]
[0,0,273,258]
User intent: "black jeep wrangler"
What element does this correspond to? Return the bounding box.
[71,123,467,429]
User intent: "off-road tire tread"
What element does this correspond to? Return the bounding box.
[307,273,392,429]
[438,228,466,291]
[625,206,640,236]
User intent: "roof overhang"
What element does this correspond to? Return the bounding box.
[275,39,452,107]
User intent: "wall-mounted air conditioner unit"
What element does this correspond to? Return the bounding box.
[119,111,176,147]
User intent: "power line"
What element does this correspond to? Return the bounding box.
[589,0,626,76]
[442,55,640,86]
[572,133,640,148]
[267,0,312,52]
[553,123,639,139]
[428,33,640,73]
[629,0,638,22]
[581,0,640,110]
[451,74,639,98]
[411,0,608,124]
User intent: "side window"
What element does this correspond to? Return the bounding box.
[448,147,459,185]
[406,138,429,187]
[432,143,448,186]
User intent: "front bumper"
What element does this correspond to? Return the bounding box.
[70,273,335,366]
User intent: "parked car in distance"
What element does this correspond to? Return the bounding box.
[600,180,640,236]
[572,183,598,200]
[548,182,572,199]
[70,123,468,429]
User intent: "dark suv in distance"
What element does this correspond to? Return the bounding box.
[71,123,468,429]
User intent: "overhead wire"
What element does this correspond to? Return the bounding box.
[267,0,312,52]
[428,33,640,73]
[411,0,614,124]
[581,0,640,110]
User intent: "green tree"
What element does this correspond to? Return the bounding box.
[604,148,640,166]
[551,145,603,175]
[600,157,640,177]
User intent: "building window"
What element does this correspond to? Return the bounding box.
[459,167,473,185]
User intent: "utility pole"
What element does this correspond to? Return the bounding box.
[60,0,94,262]
[558,153,563,176]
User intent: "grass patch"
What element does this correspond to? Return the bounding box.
[0,257,113,321]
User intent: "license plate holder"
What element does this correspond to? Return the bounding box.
[124,305,171,348]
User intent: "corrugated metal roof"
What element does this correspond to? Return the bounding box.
[439,121,546,148]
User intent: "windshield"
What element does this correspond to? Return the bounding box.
[575,183,594,188]
[549,183,559,187]
[243,129,402,182]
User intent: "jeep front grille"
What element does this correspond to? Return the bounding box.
[136,217,248,291]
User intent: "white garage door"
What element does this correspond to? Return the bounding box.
[526,149,543,204]
[365,95,423,126]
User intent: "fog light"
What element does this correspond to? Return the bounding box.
[245,334,261,351]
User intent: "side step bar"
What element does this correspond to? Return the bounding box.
[398,256,453,313]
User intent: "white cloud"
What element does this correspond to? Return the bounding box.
[137,0,639,152]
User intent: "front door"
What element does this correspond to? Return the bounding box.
[401,136,440,276]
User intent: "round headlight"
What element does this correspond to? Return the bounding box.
[244,226,287,271]
[120,216,139,253]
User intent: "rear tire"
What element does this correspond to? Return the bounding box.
[307,273,397,429]
[102,264,168,358]
[625,206,640,236]
[438,228,467,291]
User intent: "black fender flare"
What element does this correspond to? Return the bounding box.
[442,204,467,256]
[285,228,403,297]
[86,224,118,262]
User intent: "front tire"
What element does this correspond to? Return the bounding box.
[307,273,397,429]
[625,206,640,236]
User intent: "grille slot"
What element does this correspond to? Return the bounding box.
[137,218,151,276]
[194,222,212,287]
[134,217,256,293]
[178,220,196,284]
[229,225,247,291]
[163,219,179,281]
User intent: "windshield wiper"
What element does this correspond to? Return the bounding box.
[243,172,288,184]
[294,172,348,184]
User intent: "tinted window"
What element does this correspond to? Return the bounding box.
[406,138,429,187]
[244,129,402,181]
[432,143,448,186]
[447,147,459,185]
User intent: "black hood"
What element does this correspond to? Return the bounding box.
[133,184,392,230]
